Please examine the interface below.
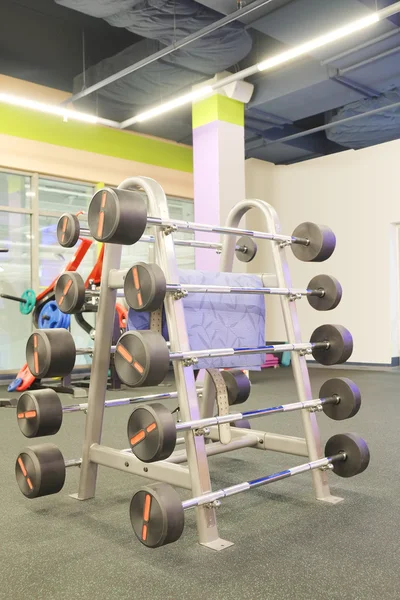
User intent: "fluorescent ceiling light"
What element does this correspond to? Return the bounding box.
[0,93,99,123]
[257,14,379,71]
[133,86,214,123]
[0,93,119,127]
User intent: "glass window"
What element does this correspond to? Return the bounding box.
[120,195,195,271]
[0,171,31,210]
[0,210,32,370]
[38,178,93,213]
[169,196,195,270]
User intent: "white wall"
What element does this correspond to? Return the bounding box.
[245,140,400,365]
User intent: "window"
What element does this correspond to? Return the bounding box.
[38,179,97,363]
[0,171,31,209]
[0,172,32,370]
[0,169,194,374]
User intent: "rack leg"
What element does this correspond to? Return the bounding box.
[141,176,232,550]
[73,244,122,501]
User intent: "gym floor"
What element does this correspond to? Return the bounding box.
[0,368,398,600]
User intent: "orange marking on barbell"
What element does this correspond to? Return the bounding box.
[143,494,151,522]
[130,430,145,446]
[18,457,27,477]
[59,278,73,306]
[132,267,140,290]
[146,422,156,434]
[117,345,133,363]
[34,350,39,376]
[17,412,25,419]
[25,410,37,419]
[33,334,38,350]
[101,190,107,208]
[136,292,143,307]
[26,477,33,491]
[61,216,68,243]
[97,211,105,239]
[133,361,144,374]
[142,524,148,541]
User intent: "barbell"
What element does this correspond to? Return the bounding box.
[126,377,361,463]
[16,370,250,439]
[87,187,336,263]
[123,262,342,313]
[129,432,370,547]
[56,212,257,263]
[114,324,353,387]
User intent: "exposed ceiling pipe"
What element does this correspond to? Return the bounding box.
[339,44,400,73]
[321,27,400,65]
[63,0,280,105]
[262,99,400,146]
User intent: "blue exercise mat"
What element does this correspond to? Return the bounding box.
[128,270,266,369]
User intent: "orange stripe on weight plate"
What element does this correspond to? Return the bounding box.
[146,422,156,434]
[17,457,27,477]
[33,334,39,373]
[101,190,107,208]
[132,267,140,290]
[59,278,73,306]
[24,410,37,419]
[133,361,144,374]
[26,477,33,490]
[130,430,145,446]
[142,524,148,541]
[97,211,105,239]
[136,292,143,308]
[143,494,152,522]
[117,345,133,363]
[17,412,25,419]
[61,216,68,243]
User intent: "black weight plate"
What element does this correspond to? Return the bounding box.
[17,389,63,438]
[124,262,166,312]
[291,222,336,262]
[57,214,80,248]
[127,403,176,462]
[232,419,251,429]
[310,324,353,365]
[325,433,370,478]
[221,370,251,405]
[307,275,342,311]
[115,330,169,387]
[88,187,147,245]
[15,443,66,498]
[26,329,76,378]
[55,272,86,314]
[130,483,184,548]
[235,236,257,263]
[320,378,361,421]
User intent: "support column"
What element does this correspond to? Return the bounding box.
[192,75,253,270]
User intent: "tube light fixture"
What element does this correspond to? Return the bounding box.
[0,93,120,127]
[257,14,380,71]
[133,86,214,123]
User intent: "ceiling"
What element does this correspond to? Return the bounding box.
[1,0,400,165]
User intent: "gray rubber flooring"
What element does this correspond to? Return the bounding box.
[0,368,398,600]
